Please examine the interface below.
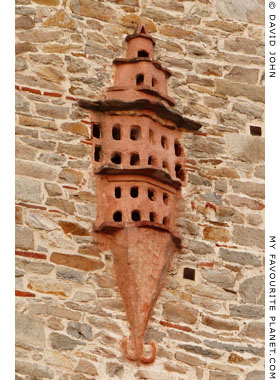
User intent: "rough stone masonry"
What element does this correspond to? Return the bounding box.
[15,0,265,379]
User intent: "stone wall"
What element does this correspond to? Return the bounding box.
[15,0,265,379]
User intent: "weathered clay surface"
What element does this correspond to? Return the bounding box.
[97,226,178,363]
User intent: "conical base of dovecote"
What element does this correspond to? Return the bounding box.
[97,225,178,364]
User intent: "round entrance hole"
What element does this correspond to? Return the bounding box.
[162,161,169,170]
[161,136,168,149]
[112,125,121,140]
[174,140,182,156]
[149,129,154,144]
[138,50,149,58]
[130,126,141,141]
[175,163,185,181]
[163,193,168,205]
[113,211,122,222]
[94,146,101,162]
[111,152,121,165]
[115,187,121,199]
[130,153,140,166]
[92,124,100,139]
[149,212,156,222]
[148,189,155,201]
[131,210,141,221]
[130,187,139,198]
[148,156,156,166]
[136,74,144,85]
[162,216,169,226]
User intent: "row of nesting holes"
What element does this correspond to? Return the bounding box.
[114,186,169,204]
[113,187,169,224]
[113,210,169,225]
[92,124,183,156]
[94,147,185,181]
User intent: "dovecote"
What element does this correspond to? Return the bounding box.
[79,24,201,364]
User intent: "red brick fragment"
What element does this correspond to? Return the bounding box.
[43,91,62,98]
[27,283,66,297]
[206,202,217,212]
[15,250,47,259]
[216,243,238,249]
[80,140,91,145]
[62,185,78,190]
[71,53,86,58]
[16,202,46,210]
[197,262,214,267]
[81,119,91,124]
[66,95,78,101]
[209,220,228,227]
[22,87,41,95]
[160,320,192,332]
[15,85,20,90]
[15,290,35,297]
[196,131,207,136]
[186,165,199,170]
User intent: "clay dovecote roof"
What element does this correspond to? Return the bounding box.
[125,23,156,45]
[79,23,202,132]
[79,98,201,131]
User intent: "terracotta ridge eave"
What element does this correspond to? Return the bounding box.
[106,85,175,107]
[94,220,181,247]
[113,57,172,78]
[138,87,175,106]
[78,98,202,132]
[95,164,182,190]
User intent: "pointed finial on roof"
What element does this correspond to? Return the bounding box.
[126,23,155,45]
[135,23,149,35]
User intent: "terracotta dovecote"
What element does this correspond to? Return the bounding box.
[79,24,201,364]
